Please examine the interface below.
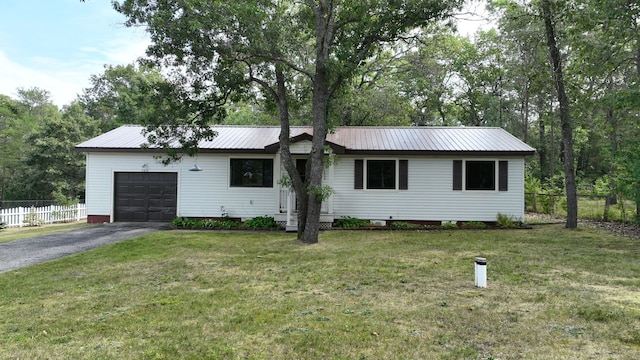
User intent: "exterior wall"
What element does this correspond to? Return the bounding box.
[331,155,526,222]
[290,140,313,154]
[85,151,526,223]
[84,152,279,221]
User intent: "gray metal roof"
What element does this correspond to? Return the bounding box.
[76,125,535,155]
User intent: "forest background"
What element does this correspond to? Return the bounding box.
[0,0,638,222]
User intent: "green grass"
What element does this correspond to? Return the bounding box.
[0,221,90,244]
[1,226,639,359]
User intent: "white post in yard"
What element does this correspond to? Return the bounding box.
[474,257,487,288]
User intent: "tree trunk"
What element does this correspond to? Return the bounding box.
[541,0,578,228]
[300,1,333,244]
[521,79,530,143]
[274,67,308,240]
[537,95,548,182]
[604,84,618,218]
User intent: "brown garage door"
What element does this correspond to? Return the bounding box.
[114,172,177,222]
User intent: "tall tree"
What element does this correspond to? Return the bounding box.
[0,95,24,203]
[22,102,99,201]
[80,64,173,131]
[540,0,578,228]
[115,0,463,243]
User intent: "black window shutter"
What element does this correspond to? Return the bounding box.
[499,161,508,191]
[399,160,408,190]
[453,160,462,190]
[354,159,364,189]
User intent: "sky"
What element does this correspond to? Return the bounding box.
[0,1,489,108]
[0,0,150,107]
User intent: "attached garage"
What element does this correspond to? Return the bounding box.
[114,172,178,222]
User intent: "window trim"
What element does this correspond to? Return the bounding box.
[465,160,496,191]
[453,160,508,192]
[354,159,408,191]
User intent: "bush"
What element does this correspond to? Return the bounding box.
[496,213,519,228]
[172,217,237,230]
[242,216,281,230]
[390,221,421,230]
[24,208,44,227]
[0,221,6,230]
[335,216,370,228]
[440,221,458,229]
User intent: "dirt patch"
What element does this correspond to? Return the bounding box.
[582,219,640,238]
[526,212,640,238]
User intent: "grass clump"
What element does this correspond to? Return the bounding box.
[1,225,640,358]
[461,221,487,229]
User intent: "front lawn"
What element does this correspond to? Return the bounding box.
[0,221,90,244]
[1,226,639,359]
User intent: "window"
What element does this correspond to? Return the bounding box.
[466,161,495,190]
[367,160,396,189]
[453,160,508,191]
[354,159,408,190]
[230,159,273,187]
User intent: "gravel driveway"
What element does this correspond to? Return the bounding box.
[0,222,169,273]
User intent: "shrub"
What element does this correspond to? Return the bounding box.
[23,208,44,227]
[440,221,458,229]
[335,216,370,228]
[243,216,281,230]
[390,221,421,230]
[496,213,519,228]
[0,221,6,230]
[172,217,200,228]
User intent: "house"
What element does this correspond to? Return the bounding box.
[76,125,535,228]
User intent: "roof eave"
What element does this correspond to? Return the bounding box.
[343,150,536,157]
[75,147,277,154]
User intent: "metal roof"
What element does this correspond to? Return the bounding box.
[76,125,535,155]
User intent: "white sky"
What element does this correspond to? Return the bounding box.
[0,0,489,108]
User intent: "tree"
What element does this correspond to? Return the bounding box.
[0,88,62,201]
[114,0,463,243]
[22,102,99,201]
[397,29,464,126]
[80,64,174,132]
[540,0,578,228]
[0,94,24,202]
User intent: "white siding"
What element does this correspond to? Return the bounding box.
[290,140,312,154]
[85,152,279,221]
[332,155,525,222]
[85,152,526,223]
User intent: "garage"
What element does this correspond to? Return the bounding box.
[114,172,178,222]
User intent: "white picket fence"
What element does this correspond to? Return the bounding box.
[0,203,87,228]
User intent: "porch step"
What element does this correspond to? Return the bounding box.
[285,218,298,232]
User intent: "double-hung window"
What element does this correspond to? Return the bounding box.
[230,158,273,187]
